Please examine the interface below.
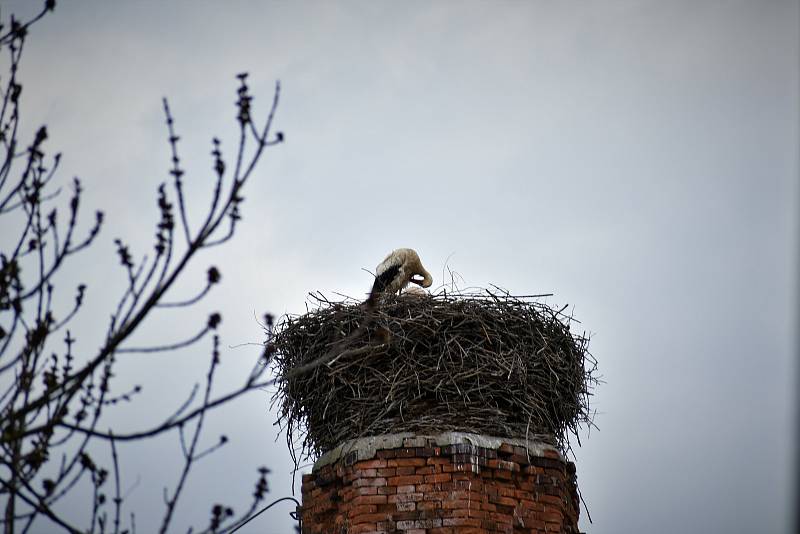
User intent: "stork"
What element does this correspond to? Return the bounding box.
[367,248,432,306]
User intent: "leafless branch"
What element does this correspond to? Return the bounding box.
[0,3,286,532]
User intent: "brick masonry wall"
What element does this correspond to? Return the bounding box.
[300,436,580,534]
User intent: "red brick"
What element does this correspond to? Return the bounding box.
[355,459,388,469]
[539,494,563,506]
[524,465,545,475]
[441,499,471,510]
[395,501,416,512]
[480,519,497,530]
[393,511,419,521]
[516,481,535,492]
[396,518,442,529]
[388,457,427,467]
[509,453,529,465]
[452,478,482,491]
[453,463,481,474]
[422,491,450,503]
[353,494,388,505]
[496,460,520,472]
[497,486,516,496]
[489,511,514,524]
[376,502,396,514]
[524,518,547,529]
[489,496,517,509]
[351,512,392,524]
[388,492,423,503]
[541,510,564,523]
[347,523,378,533]
[442,517,482,527]
[498,443,515,454]
[450,508,486,519]
[519,499,545,514]
[348,504,377,517]
[388,475,424,486]
[354,477,387,487]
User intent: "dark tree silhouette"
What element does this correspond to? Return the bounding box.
[0,3,284,532]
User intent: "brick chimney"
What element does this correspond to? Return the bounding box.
[300,433,580,534]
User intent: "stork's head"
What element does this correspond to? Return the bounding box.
[409,267,433,288]
[402,249,433,289]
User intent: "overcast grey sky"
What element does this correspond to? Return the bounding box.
[3,1,798,533]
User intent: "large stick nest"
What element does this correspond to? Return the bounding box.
[271,289,597,460]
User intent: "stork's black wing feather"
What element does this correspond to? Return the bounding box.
[371,264,401,295]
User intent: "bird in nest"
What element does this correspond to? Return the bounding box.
[366,248,432,307]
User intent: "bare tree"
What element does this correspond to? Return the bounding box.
[0,3,285,532]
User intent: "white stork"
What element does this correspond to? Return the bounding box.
[367,248,432,306]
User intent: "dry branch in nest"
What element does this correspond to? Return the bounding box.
[270,289,597,462]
